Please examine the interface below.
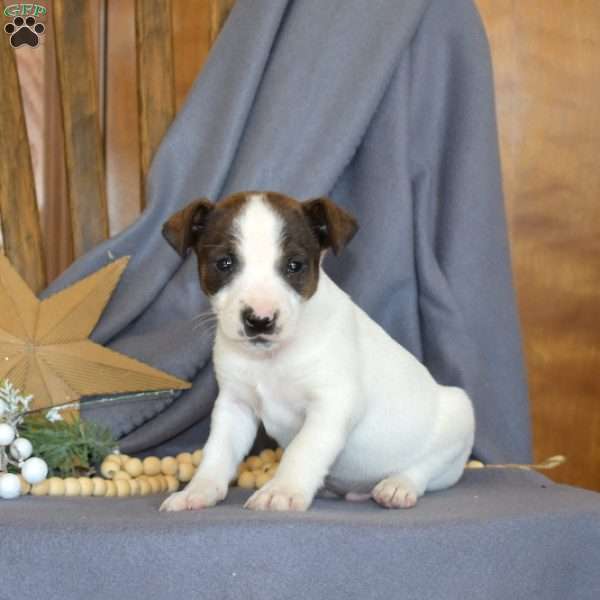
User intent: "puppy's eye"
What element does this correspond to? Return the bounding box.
[215,255,234,272]
[287,259,304,274]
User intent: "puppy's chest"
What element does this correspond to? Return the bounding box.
[250,372,308,446]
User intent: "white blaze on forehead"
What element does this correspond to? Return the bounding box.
[235,194,284,280]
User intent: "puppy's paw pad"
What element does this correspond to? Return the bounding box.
[372,478,418,509]
[244,484,309,512]
[159,481,224,512]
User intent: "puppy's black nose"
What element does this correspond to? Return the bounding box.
[242,308,276,337]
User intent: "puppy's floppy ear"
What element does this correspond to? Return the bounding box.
[302,197,358,255]
[162,198,214,257]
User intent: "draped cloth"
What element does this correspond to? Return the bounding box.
[41,0,532,463]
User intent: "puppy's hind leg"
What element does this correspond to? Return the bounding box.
[372,437,473,509]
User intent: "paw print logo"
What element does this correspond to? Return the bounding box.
[4,16,45,48]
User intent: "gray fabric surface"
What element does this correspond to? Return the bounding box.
[2,470,599,600]
[39,0,531,464]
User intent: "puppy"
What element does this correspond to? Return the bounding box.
[159,191,475,512]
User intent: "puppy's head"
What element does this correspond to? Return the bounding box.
[162,191,358,350]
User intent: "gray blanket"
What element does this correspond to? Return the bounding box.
[41,0,530,463]
[3,470,600,599]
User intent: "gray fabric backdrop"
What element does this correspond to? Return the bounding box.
[41,0,531,463]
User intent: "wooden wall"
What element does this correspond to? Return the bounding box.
[5,0,233,282]
[476,0,600,490]
[3,1,599,490]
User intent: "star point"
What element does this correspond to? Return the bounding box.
[0,254,191,411]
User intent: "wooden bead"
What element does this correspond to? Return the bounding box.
[31,479,50,496]
[129,479,140,496]
[48,477,66,496]
[100,460,121,479]
[155,475,167,492]
[78,477,94,496]
[259,449,277,464]
[238,471,255,489]
[275,447,284,460]
[105,480,117,497]
[165,475,179,493]
[92,477,107,497]
[192,449,204,467]
[124,458,144,477]
[160,456,178,476]
[64,477,81,496]
[245,456,262,470]
[147,476,161,494]
[115,479,131,497]
[138,479,151,496]
[18,475,31,495]
[143,456,161,476]
[176,452,193,464]
[177,462,195,483]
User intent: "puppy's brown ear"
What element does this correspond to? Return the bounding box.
[302,197,358,255]
[162,198,214,257]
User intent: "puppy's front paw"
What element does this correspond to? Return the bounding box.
[244,480,310,512]
[159,479,225,512]
[371,476,419,509]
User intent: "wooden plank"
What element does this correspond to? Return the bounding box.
[0,30,47,292]
[42,8,74,282]
[52,0,109,258]
[106,0,141,234]
[135,0,175,206]
[172,0,212,111]
[477,0,600,491]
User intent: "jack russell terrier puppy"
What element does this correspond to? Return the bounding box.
[159,191,475,512]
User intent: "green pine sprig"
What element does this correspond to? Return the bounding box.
[19,414,117,477]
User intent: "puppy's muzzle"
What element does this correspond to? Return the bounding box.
[241,308,278,337]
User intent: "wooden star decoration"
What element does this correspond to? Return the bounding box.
[0,254,191,411]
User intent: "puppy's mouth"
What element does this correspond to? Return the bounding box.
[249,336,273,347]
[237,331,280,350]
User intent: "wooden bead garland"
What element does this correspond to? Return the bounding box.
[19,446,567,499]
[236,448,282,490]
[22,447,285,498]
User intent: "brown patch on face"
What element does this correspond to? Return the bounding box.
[194,193,249,296]
[162,193,249,296]
[263,192,323,299]
[162,191,358,300]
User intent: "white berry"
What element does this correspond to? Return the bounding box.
[21,457,48,484]
[0,422,16,446]
[0,473,21,499]
[10,437,33,461]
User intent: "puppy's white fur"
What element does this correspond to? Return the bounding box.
[161,196,475,512]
